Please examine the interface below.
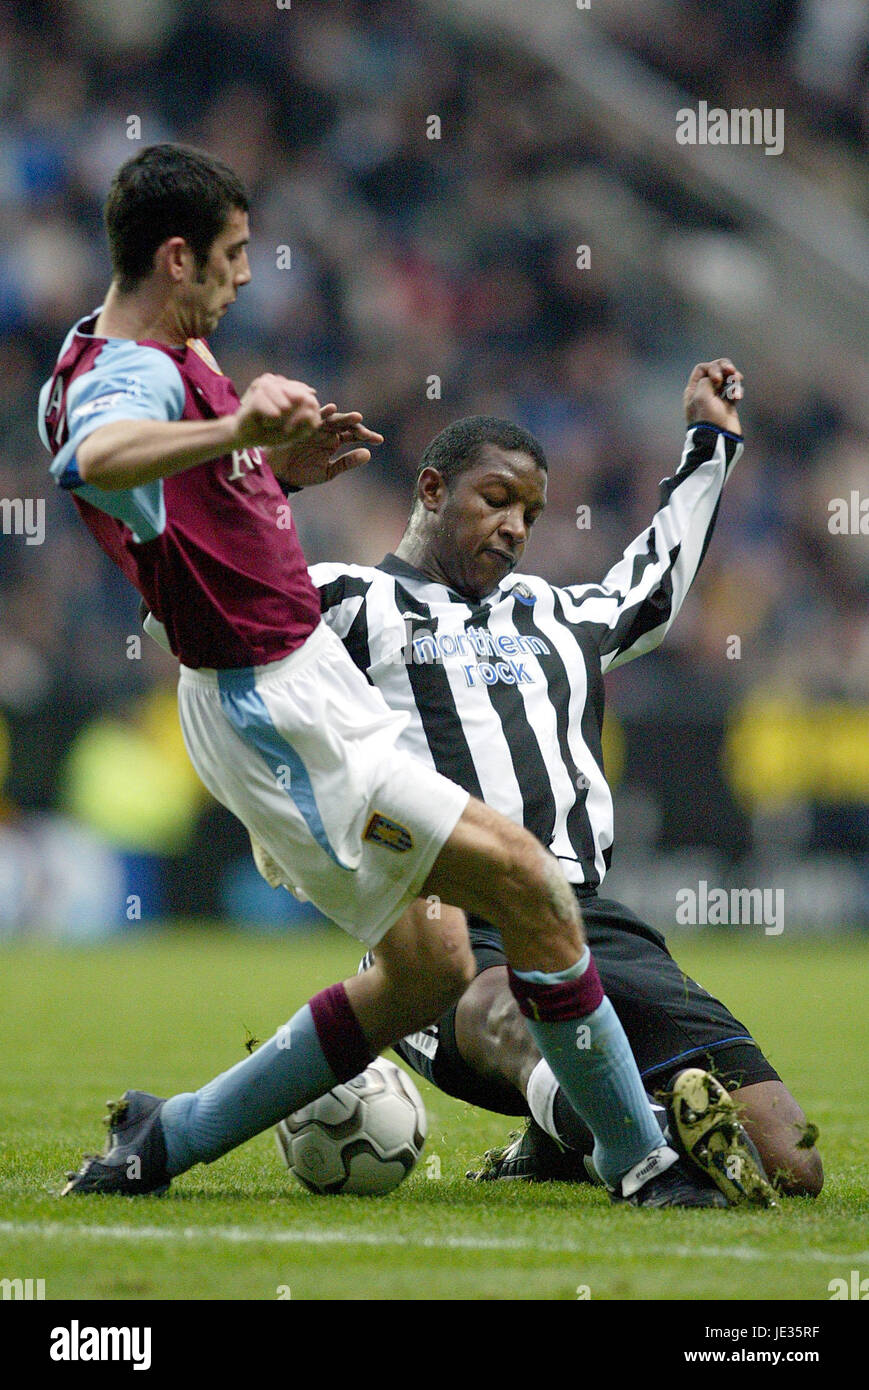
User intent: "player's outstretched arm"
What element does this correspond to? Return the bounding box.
[586,357,745,672]
[76,375,321,491]
[267,403,384,489]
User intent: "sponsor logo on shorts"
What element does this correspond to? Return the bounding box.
[364,812,414,853]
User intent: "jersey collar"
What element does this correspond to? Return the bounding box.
[377,552,509,606]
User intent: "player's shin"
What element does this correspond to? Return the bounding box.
[159,982,374,1175]
[508,950,667,1189]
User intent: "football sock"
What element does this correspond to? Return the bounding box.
[526,1058,668,1155]
[526,1058,592,1152]
[509,949,666,1189]
[160,982,373,1176]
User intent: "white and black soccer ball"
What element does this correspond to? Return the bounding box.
[275,1057,427,1195]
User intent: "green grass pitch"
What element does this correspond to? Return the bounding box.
[1,927,867,1301]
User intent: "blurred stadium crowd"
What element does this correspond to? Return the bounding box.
[0,0,866,932]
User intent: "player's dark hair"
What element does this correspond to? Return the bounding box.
[104,144,249,292]
[417,416,548,491]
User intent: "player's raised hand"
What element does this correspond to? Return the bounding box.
[232,375,322,451]
[683,359,744,435]
[268,402,384,488]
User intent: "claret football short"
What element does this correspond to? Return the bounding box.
[177,620,469,946]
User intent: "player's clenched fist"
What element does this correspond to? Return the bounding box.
[683,358,743,435]
[232,374,321,450]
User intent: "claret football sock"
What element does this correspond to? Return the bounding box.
[160,983,373,1176]
[509,948,665,1189]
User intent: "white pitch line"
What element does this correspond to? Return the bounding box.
[0,1221,866,1264]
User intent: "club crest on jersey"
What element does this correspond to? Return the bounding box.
[511,582,536,605]
[363,812,414,853]
[186,338,223,374]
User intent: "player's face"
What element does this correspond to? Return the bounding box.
[429,446,547,600]
[183,207,251,337]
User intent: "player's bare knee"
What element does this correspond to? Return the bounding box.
[792,1150,823,1198]
[736,1082,824,1198]
[769,1144,823,1198]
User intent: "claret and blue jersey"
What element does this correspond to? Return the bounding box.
[38,310,320,669]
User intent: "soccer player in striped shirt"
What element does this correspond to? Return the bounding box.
[45,144,726,1207]
[308,367,821,1200]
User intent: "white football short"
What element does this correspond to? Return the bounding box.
[177,620,469,946]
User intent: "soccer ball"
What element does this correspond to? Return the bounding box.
[275,1057,427,1195]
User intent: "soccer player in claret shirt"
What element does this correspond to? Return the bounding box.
[44,144,744,1207]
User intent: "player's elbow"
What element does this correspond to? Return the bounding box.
[76,439,121,490]
[76,437,103,485]
[76,461,112,489]
[76,423,135,490]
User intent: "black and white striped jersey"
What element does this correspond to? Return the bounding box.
[320,424,741,888]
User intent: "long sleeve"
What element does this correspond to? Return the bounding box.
[565,424,743,674]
